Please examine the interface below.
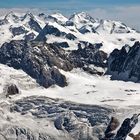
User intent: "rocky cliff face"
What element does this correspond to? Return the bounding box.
[0,39,109,88]
[69,43,107,68]
[107,41,140,82]
[1,39,140,87]
[69,43,107,75]
[0,40,73,88]
[102,114,139,140]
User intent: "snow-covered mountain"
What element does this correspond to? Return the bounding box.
[0,12,45,45]
[0,11,139,54]
[36,12,140,54]
[0,11,139,140]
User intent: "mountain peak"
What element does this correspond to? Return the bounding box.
[71,12,89,17]
[69,12,96,29]
[69,12,95,22]
[4,11,19,22]
[47,12,68,24]
[22,12,35,21]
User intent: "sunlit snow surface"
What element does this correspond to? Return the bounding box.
[0,64,139,139]
[0,12,140,55]
[0,11,140,138]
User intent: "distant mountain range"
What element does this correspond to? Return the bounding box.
[0,11,139,86]
[0,11,139,54]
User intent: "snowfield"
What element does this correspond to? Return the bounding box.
[0,64,139,139]
[12,68,140,108]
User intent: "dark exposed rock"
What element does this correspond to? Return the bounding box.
[0,19,8,25]
[69,43,107,69]
[36,24,62,41]
[52,42,70,48]
[107,41,140,82]
[130,38,136,42]
[114,114,139,140]
[102,114,139,140]
[103,117,120,139]
[28,18,42,33]
[24,32,36,41]
[10,26,28,36]
[65,33,77,40]
[36,24,76,41]
[5,12,20,23]
[0,40,73,88]
[83,66,104,76]
[22,13,42,33]
[38,13,45,17]
[128,132,140,140]
[65,21,74,26]
[47,15,67,25]
[47,15,58,22]
[4,84,20,97]
[79,25,97,34]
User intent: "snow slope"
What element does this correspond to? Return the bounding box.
[0,64,140,110]
[37,12,140,54]
[0,11,139,139]
[0,12,45,45]
[0,63,139,139]
[0,11,139,55]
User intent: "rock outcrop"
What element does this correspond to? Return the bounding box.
[107,41,140,82]
[0,40,73,88]
[69,43,107,75]
[69,43,107,68]
[4,84,20,97]
[102,114,139,140]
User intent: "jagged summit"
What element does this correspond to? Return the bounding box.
[69,12,97,29]
[48,12,68,23]
[0,11,139,54]
[4,11,20,23]
[69,12,96,23]
[107,41,140,82]
[21,12,35,21]
[95,19,136,34]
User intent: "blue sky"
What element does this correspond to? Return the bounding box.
[0,0,140,30]
[0,0,140,8]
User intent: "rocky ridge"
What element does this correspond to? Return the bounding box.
[107,41,140,82]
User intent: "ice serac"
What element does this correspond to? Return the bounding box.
[9,96,113,140]
[0,40,73,88]
[107,41,140,82]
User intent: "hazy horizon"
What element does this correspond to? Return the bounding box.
[0,0,139,30]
